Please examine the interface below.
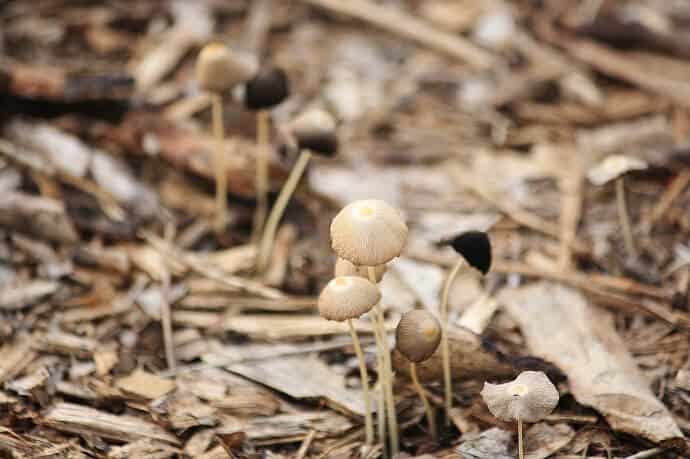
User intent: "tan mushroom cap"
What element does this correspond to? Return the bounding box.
[318,276,381,322]
[480,371,559,423]
[335,258,387,282]
[195,43,254,93]
[587,155,648,186]
[290,108,336,138]
[395,310,442,363]
[331,200,408,266]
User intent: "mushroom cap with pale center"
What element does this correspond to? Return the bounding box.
[195,43,253,93]
[318,276,381,322]
[395,309,442,363]
[290,108,338,156]
[480,371,559,423]
[587,155,648,186]
[331,200,408,266]
[335,258,386,282]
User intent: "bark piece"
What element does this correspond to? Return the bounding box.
[0,192,78,244]
[0,279,59,310]
[42,402,179,444]
[116,369,176,400]
[498,282,685,448]
[457,423,575,459]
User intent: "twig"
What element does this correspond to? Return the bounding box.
[641,169,690,230]
[558,162,584,271]
[294,429,316,459]
[301,0,494,69]
[623,447,664,459]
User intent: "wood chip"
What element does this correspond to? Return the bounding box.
[116,368,176,400]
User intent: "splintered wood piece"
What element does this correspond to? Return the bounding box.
[40,332,99,358]
[0,334,38,384]
[392,326,513,383]
[498,282,685,448]
[42,403,179,444]
[0,191,77,244]
[457,423,575,459]
[222,314,391,339]
[0,279,59,310]
[116,369,176,400]
[107,439,180,459]
[228,355,374,417]
[242,411,353,443]
[301,0,494,68]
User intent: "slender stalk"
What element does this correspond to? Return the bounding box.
[616,177,636,258]
[409,362,437,441]
[257,149,312,272]
[517,418,524,459]
[252,110,270,243]
[211,93,227,233]
[369,267,399,458]
[347,319,374,446]
[369,308,387,456]
[440,258,464,425]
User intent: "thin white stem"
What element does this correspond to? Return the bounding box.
[409,362,437,441]
[348,319,374,446]
[440,258,464,425]
[369,267,399,458]
[257,150,312,272]
[517,418,524,459]
[370,310,387,455]
[616,177,636,258]
[211,93,227,233]
[252,110,270,243]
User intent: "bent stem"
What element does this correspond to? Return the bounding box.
[347,319,374,446]
[517,418,524,459]
[409,362,437,442]
[616,176,636,258]
[252,110,270,243]
[256,149,312,272]
[440,258,464,426]
[369,267,399,458]
[211,93,228,234]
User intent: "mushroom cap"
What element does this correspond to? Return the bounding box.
[318,276,381,322]
[195,43,253,93]
[444,230,492,275]
[480,371,559,423]
[244,66,289,110]
[290,109,338,157]
[587,155,648,186]
[331,200,408,266]
[396,310,442,363]
[334,258,387,282]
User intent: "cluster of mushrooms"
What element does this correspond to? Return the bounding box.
[196,42,561,459]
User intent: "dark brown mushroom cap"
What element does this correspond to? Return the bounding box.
[318,276,381,322]
[195,43,253,93]
[244,66,289,110]
[480,371,559,423]
[439,230,492,275]
[334,258,386,282]
[290,109,338,157]
[331,200,408,266]
[395,310,442,363]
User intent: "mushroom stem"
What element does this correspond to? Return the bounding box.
[256,149,312,272]
[517,418,524,459]
[440,258,464,425]
[409,362,437,442]
[616,176,636,258]
[368,267,399,458]
[347,319,374,446]
[252,110,270,243]
[211,93,228,234]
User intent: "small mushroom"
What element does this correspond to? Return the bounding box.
[256,108,338,272]
[245,66,290,251]
[318,276,379,445]
[587,155,648,258]
[438,230,492,424]
[195,43,253,233]
[481,371,559,459]
[395,310,441,441]
[335,258,386,283]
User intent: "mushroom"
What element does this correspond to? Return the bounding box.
[437,230,492,424]
[195,43,253,233]
[256,108,337,272]
[481,371,559,459]
[330,199,408,457]
[395,310,442,441]
[587,155,648,258]
[243,66,290,246]
[335,258,386,283]
[318,276,380,446]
